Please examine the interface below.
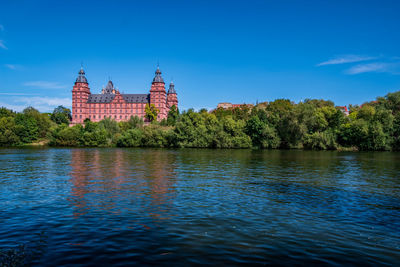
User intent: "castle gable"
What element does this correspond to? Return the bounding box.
[111,93,125,104]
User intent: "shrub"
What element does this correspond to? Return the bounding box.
[117,128,144,147]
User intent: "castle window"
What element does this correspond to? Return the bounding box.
[80,115,82,119]
[114,115,116,119]
[75,115,77,118]
[104,115,106,118]
[120,115,122,119]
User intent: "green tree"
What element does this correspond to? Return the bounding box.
[392,113,400,150]
[22,107,53,139]
[173,109,213,148]
[366,122,388,150]
[167,105,179,126]
[0,117,20,146]
[232,105,251,121]
[51,105,72,124]
[82,129,108,146]
[119,116,144,131]
[14,113,39,143]
[145,103,159,122]
[212,107,233,120]
[98,117,120,142]
[303,130,337,150]
[245,116,280,148]
[0,107,16,118]
[49,124,83,146]
[303,98,334,108]
[117,128,144,147]
[142,124,173,147]
[357,105,376,121]
[385,91,400,113]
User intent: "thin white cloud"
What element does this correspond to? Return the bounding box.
[23,81,67,89]
[0,40,7,50]
[0,96,72,112]
[17,96,71,107]
[0,93,37,96]
[345,62,398,75]
[4,64,18,70]
[317,55,376,66]
[0,25,4,31]
[0,102,27,112]
[0,97,72,112]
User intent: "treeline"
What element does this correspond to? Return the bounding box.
[0,106,56,145]
[1,91,400,150]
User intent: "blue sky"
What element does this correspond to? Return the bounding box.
[0,0,400,112]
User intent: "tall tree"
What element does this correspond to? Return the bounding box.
[167,105,179,126]
[51,106,72,124]
[145,103,159,122]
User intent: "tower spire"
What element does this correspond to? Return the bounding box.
[153,65,164,83]
[104,80,115,94]
[168,80,176,94]
[76,66,88,83]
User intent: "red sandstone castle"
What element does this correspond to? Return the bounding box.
[71,66,178,125]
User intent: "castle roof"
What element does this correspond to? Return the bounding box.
[168,81,177,94]
[87,93,149,103]
[152,66,164,83]
[122,94,150,103]
[87,94,115,103]
[76,67,88,83]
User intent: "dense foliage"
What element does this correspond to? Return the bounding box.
[1,91,400,150]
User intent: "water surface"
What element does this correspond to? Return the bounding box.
[0,148,399,265]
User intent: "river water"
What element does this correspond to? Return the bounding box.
[0,148,399,266]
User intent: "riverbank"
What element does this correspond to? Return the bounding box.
[11,140,361,152]
[1,91,400,151]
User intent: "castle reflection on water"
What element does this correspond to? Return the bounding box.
[69,149,178,225]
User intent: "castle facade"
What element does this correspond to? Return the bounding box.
[71,66,178,125]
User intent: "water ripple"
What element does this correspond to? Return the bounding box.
[0,148,399,265]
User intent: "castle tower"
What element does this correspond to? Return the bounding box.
[103,80,116,95]
[71,67,91,124]
[150,66,167,120]
[167,81,178,109]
